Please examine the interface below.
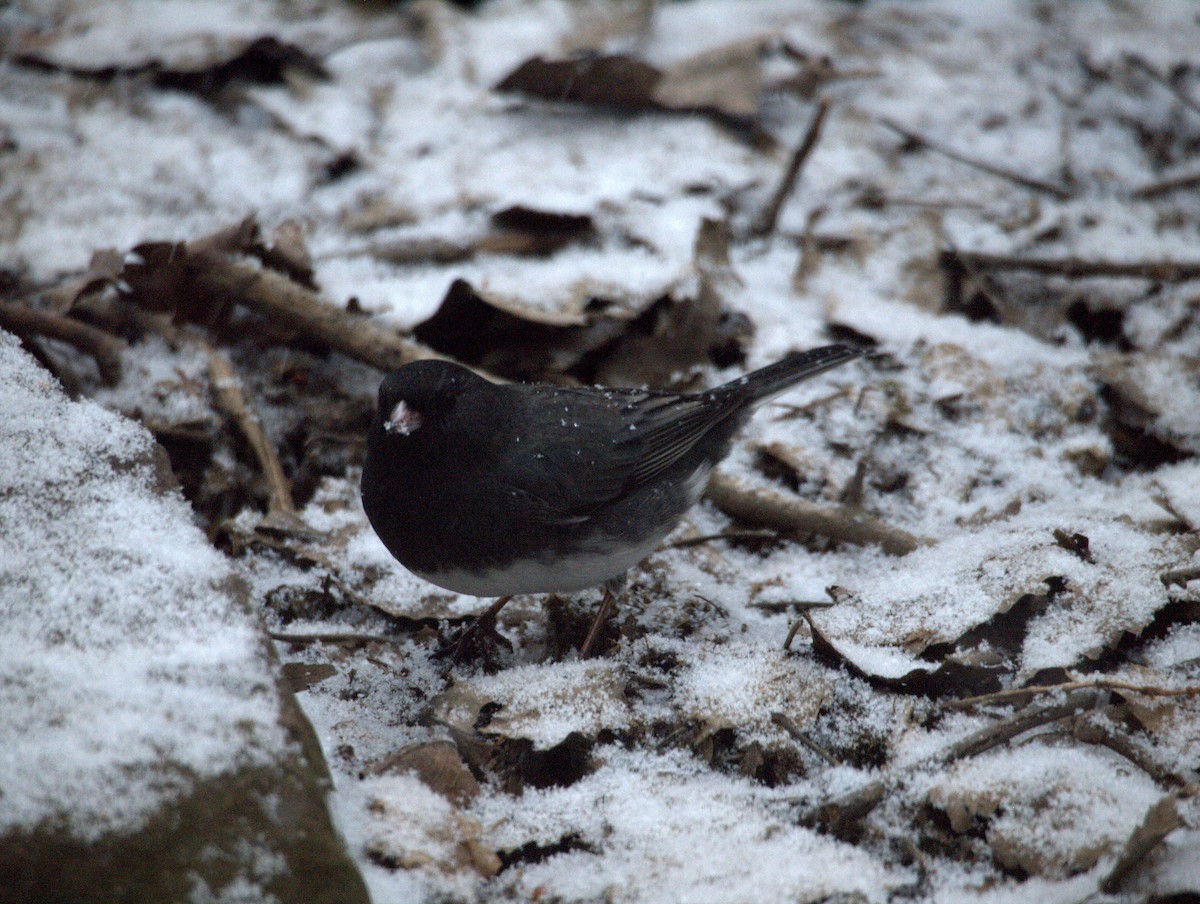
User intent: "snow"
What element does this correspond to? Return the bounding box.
[471,745,906,903]
[0,334,288,841]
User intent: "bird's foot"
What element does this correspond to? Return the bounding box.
[579,585,619,659]
[436,596,514,666]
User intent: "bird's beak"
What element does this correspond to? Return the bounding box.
[384,400,422,435]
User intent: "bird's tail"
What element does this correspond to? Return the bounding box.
[735,343,864,405]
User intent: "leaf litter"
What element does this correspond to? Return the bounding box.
[3,0,1200,901]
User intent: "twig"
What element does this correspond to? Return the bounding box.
[206,348,296,518]
[1126,54,1200,119]
[771,711,838,765]
[666,529,780,549]
[1131,169,1200,200]
[750,599,836,615]
[812,689,1108,836]
[942,249,1200,282]
[751,98,831,236]
[880,117,1073,199]
[190,252,499,379]
[946,678,1200,711]
[1161,565,1200,588]
[0,302,125,385]
[705,471,925,556]
[769,386,852,420]
[941,237,1010,319]
[1098,794,1184,896]
[942,690,1108,760]
[268,631,407,646]
[782,617,806,651]
[1070,715,1193,789]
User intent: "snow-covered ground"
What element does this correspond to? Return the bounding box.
[3,1,1199,901]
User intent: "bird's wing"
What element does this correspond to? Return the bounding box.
[490,384,742,523]
[620,390,744,486]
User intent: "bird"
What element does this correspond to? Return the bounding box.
[360,343,863,659]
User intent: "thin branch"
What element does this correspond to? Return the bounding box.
[752,98,831,236]
[268,631,408,646]
[812,689,1108,837]
[705,470,925,556]
[1126,54,1200,119]
[0,302,125,385]
[782,617,806,651]
[1070,715,1193,789]
[1132,169,1200,200]
[943,249,1200,282]
[946,678,1200,711]
[1161,565,1200,588]
[190,252,501,380]
[880,117,1072,199]
[1098,794,1185,895]
[769,385,852,420]
[666,529,781,549]
[771,711,837,765]
[206,347,296,518]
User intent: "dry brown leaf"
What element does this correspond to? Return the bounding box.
[281,661,337,693]
[495,38,766,130]
[411,277,637,380]
[367,741,481,806]
[590,218,747,387]
[654,38,764,120]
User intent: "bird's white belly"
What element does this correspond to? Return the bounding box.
[415,536,662,597]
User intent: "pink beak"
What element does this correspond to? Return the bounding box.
[384,400,422,435]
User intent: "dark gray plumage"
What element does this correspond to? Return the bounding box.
[361,344,863,601]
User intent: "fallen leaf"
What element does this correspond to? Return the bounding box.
[366,741,481,806]
[495,39,767,137]
[281,661,336,693]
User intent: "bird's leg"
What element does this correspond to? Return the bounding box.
[579,576,624,659]
[446,595,513,661]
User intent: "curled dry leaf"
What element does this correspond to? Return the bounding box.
[365,775,500,877]
[281,661,337,693]
[18,32,327,96]
[805,611,1005,699]
[494,38,766,134]
[366,741,481,807]
[1095,351,1200,463]
[590,218,751,387]
[927,746,1162,879]
[411,277,630,380]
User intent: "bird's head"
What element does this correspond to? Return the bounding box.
[372,360,491,449]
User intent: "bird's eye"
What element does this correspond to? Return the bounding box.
[384,399,423,435]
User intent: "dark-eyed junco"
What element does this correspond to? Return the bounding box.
[361,344,863,658]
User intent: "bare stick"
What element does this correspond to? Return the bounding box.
[705,471,925,555]
[943,249,1200,282]
[191,252,497,378]
[268,631,409,647]
[446,595,514,662]
[771,711,837,765]
[1070,716,1193,789]
[1161,565,1200,588]
[1132,169,1200,200]
[580,584,617,659]
[206,347,296,517]
[0,302,125,385]
[946,678,1200,711]
[1099,795,1184,895]
[1126,54,1200,119]
[813,689,1107,836]
[666,529,780,549]
[880,118,1072,199]
[752,98,831,236]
